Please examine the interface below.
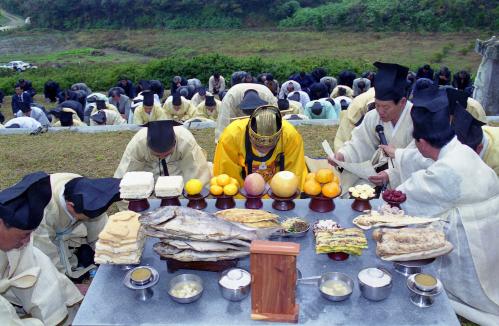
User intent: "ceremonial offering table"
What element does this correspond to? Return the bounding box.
[73,199,459,326]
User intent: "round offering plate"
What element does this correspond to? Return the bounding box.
[240,188,267,209]
[183,188,209,210]
[126,198,150,212]
[393,258,436,276]
[349,192,374,212]
[406,274,443,308]
[123,266,159,302]
[327,252,349,261]
[159,196,181,207]
[309,193,339,213]
[214,193,237,210]
[268,190,300,211]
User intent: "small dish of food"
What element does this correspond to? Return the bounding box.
[281,217,310,237]
[168,274,204,304]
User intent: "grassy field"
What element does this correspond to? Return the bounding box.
[0,29,490,73]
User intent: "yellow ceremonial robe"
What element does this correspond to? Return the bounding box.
[213,119,308,191]
[90,103,120,115]
[483,126,499,176]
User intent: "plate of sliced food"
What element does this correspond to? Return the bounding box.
[353,204,440,230]
[314,219,368,260]
[373,226,453,261]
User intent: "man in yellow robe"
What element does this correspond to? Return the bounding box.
[214,105,307,191]
[0,172,83,325]
[52,109,86,127]
[162,93,197,122]
[133,91,166,125]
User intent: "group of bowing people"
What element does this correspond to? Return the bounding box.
[1,61,499,325]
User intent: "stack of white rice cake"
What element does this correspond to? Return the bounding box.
[120,171,155,199]
[95,211,145,264]
[155,176,184,197]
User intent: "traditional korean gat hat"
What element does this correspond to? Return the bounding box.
[239,90,268,114]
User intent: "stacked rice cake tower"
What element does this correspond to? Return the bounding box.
[95,210,145,264]
[120,171,154,199]
[155,176,184,197]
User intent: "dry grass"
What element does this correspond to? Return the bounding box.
[0,29,490,73]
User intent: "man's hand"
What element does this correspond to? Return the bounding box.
[368,171,389,186]
[379,144,396,158]
[328,152,344,167]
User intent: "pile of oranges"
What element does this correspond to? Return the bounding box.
[210,174,239,196]
[304,169,341,198]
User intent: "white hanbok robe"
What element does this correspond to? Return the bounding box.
[337,101,414,193]
[1,240,82,325]
[392,137,499,325]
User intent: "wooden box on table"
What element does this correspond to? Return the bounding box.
[250,240,300,323]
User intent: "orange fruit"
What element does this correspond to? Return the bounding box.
[216,174,231,186]
[230,177,239,187]
[322,181,341,198]
[305,173,316,182]
[304,179,322,196]
[316,169,334,184]
[185,179,203,196]
[210,177,218,186]
[332,172,340,183]
[210,184,224,196]
[223,183,238,196]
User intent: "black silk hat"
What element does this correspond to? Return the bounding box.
[239,90,268,113]
[0,172,52,230]
[142,91,154,107]
[91,110,106,125]
[63,177,121,218]
[374,61,409,101]
[144,120,182,153]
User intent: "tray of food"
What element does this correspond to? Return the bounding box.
[353,204,440,230]
[373,227,453,261]
[280,217,310,238]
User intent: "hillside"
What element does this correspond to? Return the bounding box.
[0,0,497,31]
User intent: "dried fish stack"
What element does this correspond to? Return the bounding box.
[140,206,272,262]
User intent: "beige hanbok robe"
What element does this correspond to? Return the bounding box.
[196,99,222,121]
[162,96,197,122]
[33,173,107,279]
[114,127,212,185]
[89,109,127,126]
[1,241,82,325]
[133,104,166,125]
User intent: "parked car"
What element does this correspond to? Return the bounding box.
[0,61,37,71]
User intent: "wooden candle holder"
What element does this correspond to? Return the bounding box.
[250,240,300,323]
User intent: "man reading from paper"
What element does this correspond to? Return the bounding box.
[328,62,414,194]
